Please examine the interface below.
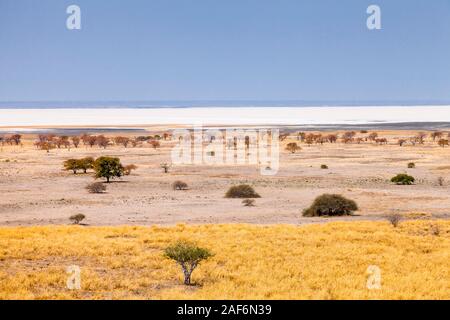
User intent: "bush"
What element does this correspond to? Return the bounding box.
[386,213,402,227]
[86,182,107,194]
[242,199,255,207]
[173,180,188,190]
[321,164,328,169]
[69,214,85,225]
[164,240,213,285]
[285,142,301,154]
[63,159,79,174]
[93,156,124,182]
[391,174,415,185]
[407,162,415,169]
[77,157,94,173]
[437,177,444,186]
[225,185,260,198]
[303,194,358,217]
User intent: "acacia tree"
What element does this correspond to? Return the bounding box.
[71,136,80,148]
[164,240,213,285]
[93,156,124,182]
[285,142,301,154]
[64,159,79,174]
[77,157,95,173]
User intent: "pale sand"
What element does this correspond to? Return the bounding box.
[0,128,449,226]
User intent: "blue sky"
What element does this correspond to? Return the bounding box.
[1,0,450,102]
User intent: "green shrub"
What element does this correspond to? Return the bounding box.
[303,194,358,217]
[391,174,415,185]
[164,240,213,285]
[93,156,124,183]
[225,184,260,198]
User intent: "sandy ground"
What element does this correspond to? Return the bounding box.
[0,129,449,226]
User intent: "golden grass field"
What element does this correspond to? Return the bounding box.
[0,220,448,300]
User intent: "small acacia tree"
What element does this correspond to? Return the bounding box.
[77,157,95,173]
[164,240,213,285]
[285,142,302,154]
[93,156,124,183]
[63,159,79,174]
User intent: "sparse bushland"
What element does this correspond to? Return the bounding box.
[225,185,260,198]
[172,180,188,190]
[164,240,213,285]
[285,142,301,154]
[69,214,85,225]
[386,213,402,228]
[86,182,107,194]
[123,164,138,176]
[242,199,255,207]
[93,157,124,183]
[303,194,358,217]
[391,174,415,185]
[407,162,416,169]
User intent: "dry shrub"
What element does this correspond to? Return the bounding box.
[386,213,402,227]
[86,182,107,194]
[69,214,85,225]
[321,164,328,169]
[437,177,444,186]
[124,164,138,175]
[303,194,358,217]
[225,185,260,199]
[407,162,415,169]
[242,199,255,207]
[173,181,188,190]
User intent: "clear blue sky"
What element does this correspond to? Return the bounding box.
[1,0,450,102]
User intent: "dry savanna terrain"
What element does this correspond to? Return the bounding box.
[0,128,449,300]
[0,129,449,226]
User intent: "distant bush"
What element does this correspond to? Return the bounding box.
[69,214,85,225]
[321,164,328,169]
[86,182,107,194]
[391,174,415,185]
[164,240,213,285]
[77,157,95,173]
[225,185,260,198]
[285,142,301,154]
[303,194,358,217]
[437,177,444,186]
[386,213,402,228]
[242,199,255,207]
[173,180,188,190]
[407,162,415,169]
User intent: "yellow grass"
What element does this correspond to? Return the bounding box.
[0,221,449,300]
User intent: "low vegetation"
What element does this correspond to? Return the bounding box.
[69,214,85,225]
[321,164,328,169]
[386,213,402,228]
[86,182,107,194]
[242,199,256,207]
[391,174,415,185]
[225,185,260,198]
[172,181,188,190]
[407,162,415,169]
[303,194,358,217]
